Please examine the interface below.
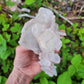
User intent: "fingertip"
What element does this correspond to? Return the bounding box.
[59,30,65,33]
[54,50,60,53]
[16,45,21,50]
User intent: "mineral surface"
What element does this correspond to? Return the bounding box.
[19,7,66,77]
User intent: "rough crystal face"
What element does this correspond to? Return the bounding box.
[19,19,41,54]
[19,7,66,77]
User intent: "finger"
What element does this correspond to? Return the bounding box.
[14,47,35,68]
[54,50,60,53]
[16,46,34,58]
[16,45,34,55]
[59,30,66,37]
[32,54,39,61]
[16,45,29,53]
[20,61,42,78]
[59,30,65,33]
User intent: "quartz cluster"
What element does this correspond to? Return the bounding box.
[19,7,66,77]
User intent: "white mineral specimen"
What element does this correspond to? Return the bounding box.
[19,7,66,77]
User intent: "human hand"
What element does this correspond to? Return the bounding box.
[6,46,41,84]
[14,46,41,79]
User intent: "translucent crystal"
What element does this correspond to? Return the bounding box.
[19,7,66,77]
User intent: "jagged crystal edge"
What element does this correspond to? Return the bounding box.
[19,7,66,77]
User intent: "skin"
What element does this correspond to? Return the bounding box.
[14,46,41,78]
[6,46,41,84]
[6,30,65,84]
